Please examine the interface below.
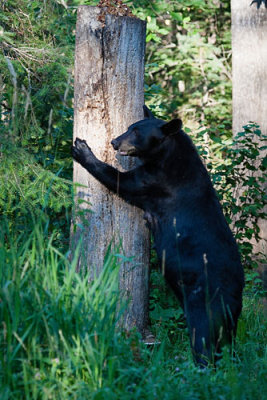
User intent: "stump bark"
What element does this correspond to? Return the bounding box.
[72,6,149,333]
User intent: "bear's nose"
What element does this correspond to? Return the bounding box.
[111,139,119,150]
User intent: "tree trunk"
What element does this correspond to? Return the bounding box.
[231,0,267,257]
[71,6,149,334]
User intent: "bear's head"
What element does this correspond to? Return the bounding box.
[111,106,182,158]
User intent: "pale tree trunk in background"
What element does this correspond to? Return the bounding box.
[231,0,267,258]
[71,6,149,333]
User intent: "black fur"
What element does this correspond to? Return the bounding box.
[72,106,244,366]
[250,0,267,8]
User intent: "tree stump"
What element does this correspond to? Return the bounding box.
[71,6,149,333]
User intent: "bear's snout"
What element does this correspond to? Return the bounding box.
[111,139,119,150]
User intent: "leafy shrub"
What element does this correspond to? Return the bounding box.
[0,138,72,246]
[209,124,266,267]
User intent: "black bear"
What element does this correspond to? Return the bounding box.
[72,106,244,366]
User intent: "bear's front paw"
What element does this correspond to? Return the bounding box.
[71,138,96,166]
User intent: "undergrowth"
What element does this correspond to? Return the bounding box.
[0,217,266,399]
[0,137,72,249]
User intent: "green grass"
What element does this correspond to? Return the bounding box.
[0,220,266,400]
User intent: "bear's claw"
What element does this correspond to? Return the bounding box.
[71,138,93,163]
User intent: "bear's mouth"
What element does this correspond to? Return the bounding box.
[118,148,137,156]
[118,150,128,156]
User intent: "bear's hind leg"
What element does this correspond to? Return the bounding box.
[186,305,215,366]
[185,297,236,367]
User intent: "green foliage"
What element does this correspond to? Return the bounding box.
[0,137,72,246]
[212,124,266,265]
[126,0,232,129]
[0,222,128,397]
[149,270,185,339]
[0,0,75,175]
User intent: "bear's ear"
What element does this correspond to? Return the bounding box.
[162,119,183,136]
[143,105,155,119]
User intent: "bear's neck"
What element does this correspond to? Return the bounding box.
[143,133,207,180]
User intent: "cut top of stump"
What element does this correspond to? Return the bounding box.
[98,0,136,21]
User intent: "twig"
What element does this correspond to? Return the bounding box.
[5,57,17,135]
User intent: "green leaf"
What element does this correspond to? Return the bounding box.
[170,12,183,22]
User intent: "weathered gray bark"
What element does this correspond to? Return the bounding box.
[72,6,149,333]
[231,0,267,256]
